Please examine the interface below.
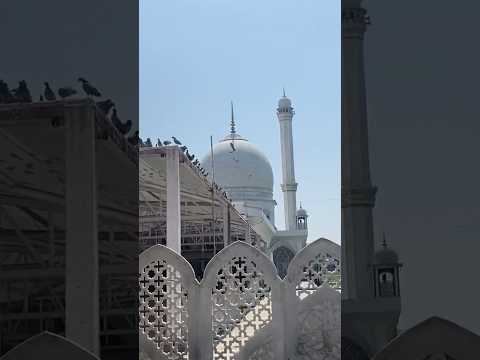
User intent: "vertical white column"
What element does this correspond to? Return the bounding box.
[64,101,99,355]
[277,99,298,231]
[166,147,181,254]
[222,203,230,247]
[342,1,376,299]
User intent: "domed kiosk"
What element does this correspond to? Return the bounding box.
[201,106,276,222]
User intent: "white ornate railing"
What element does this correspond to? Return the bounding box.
[139,239,340,360]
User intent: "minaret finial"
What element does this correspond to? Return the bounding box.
[283,87,286,97]
[382,231,387,248]
[230,101,236,135]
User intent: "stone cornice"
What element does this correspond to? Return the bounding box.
[342,186,377,208]
[342,7,370,37]
[281,183,298,192]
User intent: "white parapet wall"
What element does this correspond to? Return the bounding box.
[138,239,341,360]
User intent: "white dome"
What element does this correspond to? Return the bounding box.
[296,207,308,217]
[201,135,274,195]
[278,96,292,109]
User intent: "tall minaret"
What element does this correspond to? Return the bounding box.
[277,90,298,231]
[342,0,376,300]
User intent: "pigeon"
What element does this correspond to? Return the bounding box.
[44,82,56,101]
[11,80,32,102]
[186,150,194,161]
[172,136,182,145]
[58,86,77,98]
[78,78,101,97]
[96,99,115,115]
[157,138,163,147]
[127,130,139,145]
[0,80,15,103]
[163,140,171,146]
[110,108,132,135]
[145,138,153,147]
[180,145,187,152]
[193,159,199,166]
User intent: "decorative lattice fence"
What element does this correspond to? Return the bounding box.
[139,239,340,360]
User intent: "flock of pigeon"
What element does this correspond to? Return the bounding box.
[140,135,231,202]
[0,78,230,200]
[0,78,139,145]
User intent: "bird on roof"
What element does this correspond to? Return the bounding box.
[58,86,77,99]
[186,151,194,161]
[78,78,101,97]
[172,136,182,145]
[163,140,171,146]
[96,99,115,115]
[0,80,15,103]
[145,138,152,147]
[11,80,32,102]
[157,138,163,147]
[44,82,56,101]
[110,108,132,135]
[127,130,139,145]
[193,159,199,166]
[180,145,187,152]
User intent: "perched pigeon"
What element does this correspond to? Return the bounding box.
[186,150,194,161]
[193,159,199,166]
[172,136,182,145]
[157,138,163,147]
[11,80,32,102]
[180,145,187,152]
[163,140,171,146]
[44,82,56,101]
[111,108,132,135]
[127,130,139,145]
[96,99,115,115]
[145,138,153,147]
[0,80,15,103]
[58,86,77,98]
[78,78,101,97]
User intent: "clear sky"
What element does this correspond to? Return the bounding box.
[140,0,340,243]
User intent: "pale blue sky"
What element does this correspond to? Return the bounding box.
[140,0,340,243]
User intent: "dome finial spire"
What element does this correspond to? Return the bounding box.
[382,231,388,248]
[230,101,236,135]
[282,87,286,97]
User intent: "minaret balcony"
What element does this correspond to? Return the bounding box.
[281,183,298,192]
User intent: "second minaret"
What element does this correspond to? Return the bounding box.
[277,91,298,231]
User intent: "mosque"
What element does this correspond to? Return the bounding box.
[201,93,339,278]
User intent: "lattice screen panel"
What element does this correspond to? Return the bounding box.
[139,260,189,359]
[296,253,341,299]
[211,256,272,360]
